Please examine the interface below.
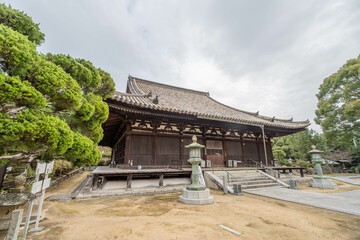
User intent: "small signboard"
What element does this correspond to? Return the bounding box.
[42,178,51,190]
[35,162,46,175]
[31,180,43,194]
[45,161,54,174]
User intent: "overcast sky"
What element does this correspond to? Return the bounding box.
[4,0,360,132]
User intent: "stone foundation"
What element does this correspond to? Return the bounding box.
[179,188,214,205]
[311,177,337,189]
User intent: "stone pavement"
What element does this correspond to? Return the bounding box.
[328,175,360,185]
[244,187,360,216]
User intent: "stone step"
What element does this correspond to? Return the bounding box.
[230,180,275,185]
[229,177,269,182]
[241,183,281,190]
[214,173,259,178]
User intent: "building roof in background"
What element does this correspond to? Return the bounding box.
[108,76,310,130]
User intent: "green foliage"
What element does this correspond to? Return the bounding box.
[272,129,325,161]
[0,5,115,167]
[293,160,309,168]
[0,110,74,156]
[46,54,115,99]
[278,159,292,167]
[0,4,44,45]
[315,54,360,150]
[0,73,46,108]
[0,24,37,78]
[273,148,286,160]
[64,132,101,167]
[0,160,8,167]
[96,69,116,99]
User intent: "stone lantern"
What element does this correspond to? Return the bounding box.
[179,135,214,205]
[309,145,337,189]
[0,175,35,240]
[309,145,324,177]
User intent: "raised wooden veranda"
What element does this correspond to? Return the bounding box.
[91,165,305,190]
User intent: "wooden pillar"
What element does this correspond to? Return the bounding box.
[268,141,274,165]
[222,140,227,166]
[204,138,208,168]
[256,140,262,165]
[124,134,131,164]
[240,134,246,166]
[153,134,158,166]
[111,147,116,165]
[201,126,208,167]
[179,137,184,169]
[124,123,131,164]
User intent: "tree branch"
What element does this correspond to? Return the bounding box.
[0,153,29,161]
[38,109,72,115]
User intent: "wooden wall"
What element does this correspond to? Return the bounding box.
[114,132,273,167]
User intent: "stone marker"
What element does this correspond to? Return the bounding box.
[288,173,297,189]
[309,146,337,189]
[223,175,228,195]
[7,209,23,240]
[233,184,243,195]
[179,135,214,205]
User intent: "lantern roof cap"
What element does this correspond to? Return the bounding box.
[185,135,205,149]
[308,145,323,154]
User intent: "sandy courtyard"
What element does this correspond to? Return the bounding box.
[25,172,360,240]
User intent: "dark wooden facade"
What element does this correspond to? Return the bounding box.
[99,76,310,168]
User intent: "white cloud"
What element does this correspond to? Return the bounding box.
[4,0,360,133]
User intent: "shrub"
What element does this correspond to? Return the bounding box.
[98,158,111,166]
[279,159,292,167]
[306,167,314,174]
[53,160,73,175]
[293,160,309,168]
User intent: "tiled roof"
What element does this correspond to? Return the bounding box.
[109,76,310,129]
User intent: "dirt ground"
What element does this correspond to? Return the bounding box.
[24,173,360,240]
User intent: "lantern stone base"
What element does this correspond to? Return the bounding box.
[311,177,337,189]
[179,188,214,205]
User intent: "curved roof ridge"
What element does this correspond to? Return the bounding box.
[206,95,259,116]
[114,91,148,97]
[129,75,209,96]
[128,77,145,95]
[256,114,310,124]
